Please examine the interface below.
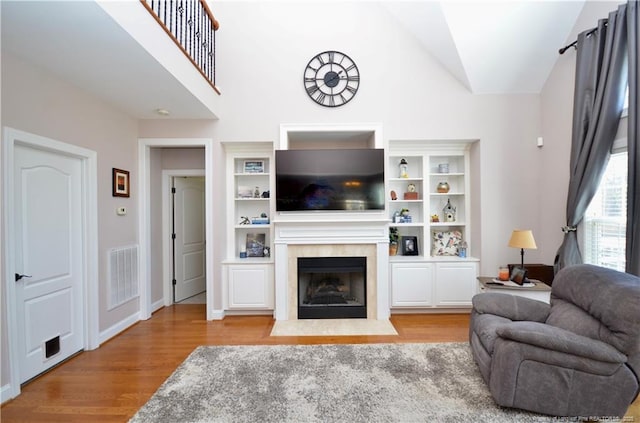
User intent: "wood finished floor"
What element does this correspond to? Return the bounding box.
[1,305,638,422]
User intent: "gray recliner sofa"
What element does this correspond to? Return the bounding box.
[469,264,640,417]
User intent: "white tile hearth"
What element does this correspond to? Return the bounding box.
[270,319,398,337]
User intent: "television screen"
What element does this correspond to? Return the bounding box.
[275,148,385,212]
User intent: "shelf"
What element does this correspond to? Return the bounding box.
[430,222,466,227]
[235,197,270,201]
[389,177,423,182]
[390,255,479,263]
[235,224,272,229]
[428,172,464,177]
[222,257,274,265]
[389,223,424,227]
[234,172,270,177]
[389,199,423,203]
[429,192,464,196]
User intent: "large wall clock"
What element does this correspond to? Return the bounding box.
[303,51,360,108]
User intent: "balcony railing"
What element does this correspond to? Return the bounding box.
[141,0,220,94]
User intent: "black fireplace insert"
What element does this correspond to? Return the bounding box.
[297,256,366,319]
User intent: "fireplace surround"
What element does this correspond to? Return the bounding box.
[273,220,390,321]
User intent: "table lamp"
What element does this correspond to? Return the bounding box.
[508,229,537,269]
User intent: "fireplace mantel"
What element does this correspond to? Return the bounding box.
[273,219,390,321]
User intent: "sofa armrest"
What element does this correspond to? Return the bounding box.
[496,321,627,363]
[472,293,550,322]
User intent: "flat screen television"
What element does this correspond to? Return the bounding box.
[275,148,385,212]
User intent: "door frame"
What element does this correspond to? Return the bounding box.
[162,170,205,306]
[2,127,99,401]
[138,138,219,320]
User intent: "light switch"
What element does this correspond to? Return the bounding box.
[117,207,127,216]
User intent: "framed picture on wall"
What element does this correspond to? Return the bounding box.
[112,168,130,197]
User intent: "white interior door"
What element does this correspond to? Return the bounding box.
[14,144,84,383]
[173,177,206,302]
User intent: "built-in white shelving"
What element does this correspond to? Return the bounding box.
[387,140,479,310]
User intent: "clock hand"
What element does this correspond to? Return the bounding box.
[328,70,344,85]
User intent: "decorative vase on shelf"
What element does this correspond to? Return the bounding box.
[399,158,409,178]
[437,181,450,193]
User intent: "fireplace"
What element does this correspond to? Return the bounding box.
[298,257,367,319]
[273,221,390,321]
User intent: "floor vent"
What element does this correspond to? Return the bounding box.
[108,245,139,310]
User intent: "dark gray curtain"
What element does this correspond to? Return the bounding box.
[626,0,639,276]
[555,4,629,273]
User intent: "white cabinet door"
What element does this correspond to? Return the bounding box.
[391,262,433,307]
[226,264,273,309]
[435,262,477,306]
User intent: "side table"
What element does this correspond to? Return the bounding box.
[477,277,551,304]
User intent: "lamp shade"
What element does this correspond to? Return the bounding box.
[508,230,537,249]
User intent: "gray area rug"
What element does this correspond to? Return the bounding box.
[130,343,552,422]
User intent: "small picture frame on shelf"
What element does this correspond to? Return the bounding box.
[243,160,264,174]
[510,266,528,285]
[246,233,266,257]
[401,236,419,256]
[237,186,253,198]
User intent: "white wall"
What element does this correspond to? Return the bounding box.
[206,2,545,273]
[1,54,140,389]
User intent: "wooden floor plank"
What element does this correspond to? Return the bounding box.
[1,305,637,421]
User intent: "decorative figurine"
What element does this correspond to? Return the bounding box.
[431,214,440,222]
[407,183,416,192]
[239,216,250,225]
[254,186,261,198]
[261,190,270,198]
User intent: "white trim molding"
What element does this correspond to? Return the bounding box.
[138,138,220,320]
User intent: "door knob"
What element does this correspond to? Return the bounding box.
[15,273,32,282]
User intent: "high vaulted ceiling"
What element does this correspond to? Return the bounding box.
[383,1,586,94]
[2,1,589,118]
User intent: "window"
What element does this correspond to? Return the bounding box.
[583,81,629,271]
[583,151,627,271]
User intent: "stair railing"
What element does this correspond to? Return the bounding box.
[141,0,220,94]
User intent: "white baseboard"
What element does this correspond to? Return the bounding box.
[151,298,164,313]
[1,383,17,404]
[208,308,225,320]
[98,312,140,345]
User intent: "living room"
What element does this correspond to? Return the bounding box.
[1,0,637,420]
